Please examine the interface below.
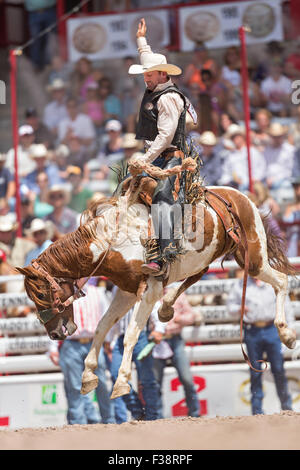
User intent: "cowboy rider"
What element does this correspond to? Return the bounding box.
[128,18,197,277]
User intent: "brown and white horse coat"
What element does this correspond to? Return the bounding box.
[17,184,297,399]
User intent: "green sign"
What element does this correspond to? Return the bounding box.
[41,385,57,405]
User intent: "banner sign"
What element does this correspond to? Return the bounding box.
[0,317,44,336]
[161,362,300,418]
[186,276,300,295]
[0,292,34,308]
[67,10,170,62]
[178,0,283,51]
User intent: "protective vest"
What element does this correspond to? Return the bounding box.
[135,84,187,152]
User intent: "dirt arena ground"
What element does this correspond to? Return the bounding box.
[1,411,300,450]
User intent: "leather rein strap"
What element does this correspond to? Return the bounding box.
[204,189,265,373]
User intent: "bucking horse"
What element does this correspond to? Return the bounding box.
[16,158,297,399]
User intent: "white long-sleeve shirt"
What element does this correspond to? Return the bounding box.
[226,277,295,326]
[136,37,185,164]
[219,145,266,189]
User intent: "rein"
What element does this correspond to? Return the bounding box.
[204,189,267,373]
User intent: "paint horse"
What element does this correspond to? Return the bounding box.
[16,177,297,400]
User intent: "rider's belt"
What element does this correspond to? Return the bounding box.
[162,148,184,159]
[244,320,273,328]
[71,337,92,344]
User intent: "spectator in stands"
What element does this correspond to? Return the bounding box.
[0,153,15,216]
[58,97,96,150]
[0,214,35,269]
[33,172,54,219]
[23,144,63,194]
[282,177,300,257]
[226,271,294,415]
[66,134,93,173]
[219,125,266,191]
[24,0,56,71]
[53,144,70,182]
[47,54,71,85]
[263,123,295,193]
[19,185,36,235]
[288,105,300,150]
[292,145,300,178]
[253,40,285,84]
[108,302,162,422]
[98,77,122,123]
[198,131,223,186]
[24,218,53,266]
[252,109,272,153]
[183,44,217,93]
[43,79,68,139]
[219,112,237,137]
[227,68,266,121]
[284,38,300,81]
[117,56,144,132]
[81,81,105,136]
[5,125,36,178]
[24,107,55,149]
[49,281,115,424]
[260,63,292,117]
[97,119,124,169]
[66,165,94,214]
[71,57,95,101]
[44,184,78,237]
[108,133,141,192]
[220,46,241,88]
[150,292,201,418]
[198,68,227,133]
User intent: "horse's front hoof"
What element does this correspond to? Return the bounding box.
[111,383,131,399]
[278,327,297,350]
[80,375,99,395]
[158,304,174,323]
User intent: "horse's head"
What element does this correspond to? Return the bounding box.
[16,265,78,340]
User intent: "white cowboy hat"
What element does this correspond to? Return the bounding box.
[268,122,287,137]
[47,78,66,92]
[105,119,122,132]
[29,144,48,159]
[199,131,217,146]
[0,214,18,232]
[55,144,70,158]
[225,124,245,139]
[25,218,53,239]
[122,133,139,149]
[47,184,71,204]
[19,125,34,137]
[128,52,182,76]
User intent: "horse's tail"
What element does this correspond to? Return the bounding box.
[261,213,297,276]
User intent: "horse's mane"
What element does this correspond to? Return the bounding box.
[22,218,104,306]
[81,195,119,224]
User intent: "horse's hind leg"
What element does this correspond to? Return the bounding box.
[255,263,296,349]
[234,239,296,350]
[159,268,208,322]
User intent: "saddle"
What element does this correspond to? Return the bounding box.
[121,172,242,250]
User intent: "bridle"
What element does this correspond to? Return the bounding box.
[31,261,86,325]
[31,246,110,325]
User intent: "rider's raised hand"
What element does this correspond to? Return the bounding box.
[136,18,147,38]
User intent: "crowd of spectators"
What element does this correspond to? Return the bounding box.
[1,36,300,266]
[1,21,300,422]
